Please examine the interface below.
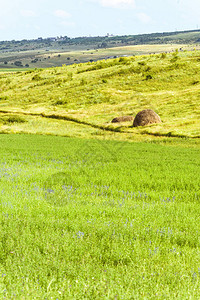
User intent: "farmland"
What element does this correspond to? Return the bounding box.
[0,45,199,298]
[0,134,199,299]
[0,43,199,70]
[1,29,200,69]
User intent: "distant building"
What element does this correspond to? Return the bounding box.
[47,37,57,42]
[57,36,65,41]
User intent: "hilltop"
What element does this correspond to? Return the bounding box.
[1,29,200,52]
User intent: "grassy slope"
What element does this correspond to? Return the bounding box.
[0,48,200,143]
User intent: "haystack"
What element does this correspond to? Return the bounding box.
[111,115,134,123]
[133,109,161,127]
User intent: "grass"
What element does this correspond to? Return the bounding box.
[0,48,199,140]
[0,45,199,298]
[0,134,199,299]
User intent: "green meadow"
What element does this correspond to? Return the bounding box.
[0,134,200,299]
[0,47,199,140]
[0,47,200,298]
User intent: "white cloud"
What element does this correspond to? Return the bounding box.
[137,13,151,24]
[54,10,71,18]
[20,10,36,17]
[97,0,135,8]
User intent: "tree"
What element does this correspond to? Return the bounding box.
[14,61,23,67]
[100,42,107,48]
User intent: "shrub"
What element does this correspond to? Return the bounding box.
[119,57,129,64]
[32,74,42,81]
[145,73,153,80]
[31,59,38,63]
[14,61,23,67]
[144,65,151,72]
[0,96,8,100]
[25,70,34,74]
[54,100,65,105]
[3,115,26,124]
[170,56,178,63]
[161,53,167,59]
[138,61,146,66]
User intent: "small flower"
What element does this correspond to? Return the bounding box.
[76,231,84,238]
[46,188,54,193]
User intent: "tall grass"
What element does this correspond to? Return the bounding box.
[0,134,199,298]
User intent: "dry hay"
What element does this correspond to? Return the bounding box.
[133,109,161,127]
[111,115,134,123]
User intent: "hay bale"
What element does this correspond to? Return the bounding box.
[133,109,161,127]
[111,115,134,123]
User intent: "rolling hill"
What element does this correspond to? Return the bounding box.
[0,48,199,144]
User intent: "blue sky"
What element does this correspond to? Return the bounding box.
[1,0,200,41]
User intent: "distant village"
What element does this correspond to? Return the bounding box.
[37,33,115,42]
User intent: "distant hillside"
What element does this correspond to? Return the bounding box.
[0,29,200,70]
[1,44,199,70]
[1,29,200,53]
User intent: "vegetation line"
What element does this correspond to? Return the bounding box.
[0,110,40,117]
[42,113,116,131]
[0,109,199,139]
[141,131,200,139]
[0,109,121,133]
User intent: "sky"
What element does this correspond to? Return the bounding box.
[1,0,200,41]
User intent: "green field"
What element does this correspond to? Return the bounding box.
[0,45,199,298]
[0,134,199,299]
